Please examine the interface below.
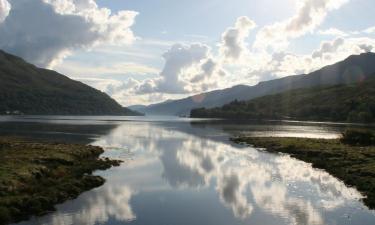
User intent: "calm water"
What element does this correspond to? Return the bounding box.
[1,116,374,225]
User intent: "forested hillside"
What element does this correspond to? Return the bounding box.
[191,78,375,123]
[0,50,140,115]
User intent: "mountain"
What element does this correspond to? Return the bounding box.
[139,52,375,116]
[0,50,141,115]
[127,105,147,112]
[191,76,375,123]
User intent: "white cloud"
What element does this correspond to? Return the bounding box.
[0,0,138,68]
[56,60,159,77]
[134,43,221,94]
[318,28,348,36]
[73,76,180,106]
[36,185,136,225]
[311,37,375,65]
[0,0,10,23]
[363,26,375,34]
[73,77,127,95]
[219,16,256,61]
[154,43,210,93]
[247,37,375,82]
[254,0,350,51]
[94,42,230,105]
[67,17,252,105]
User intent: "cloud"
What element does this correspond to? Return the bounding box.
[60,17,250,104]
[73,76,172,106]
[363,26,375,34]
[36,185,136,225]
[133,43,222,94]
[254,0,349,51]
[318,26,375,37]
[0,0,9,23]
[318,28,348,36]
[92,42,229,105]
[73,77,125,95]
[190,58,225,83]
[217,172,253,219]
[0,0,138,68]
[56,60,159,77]
[132,17,256,97]
[154,43,210,93]
[248,37,375,83]
[108,10,375,106]
[219,16,256,61]
[309,37,375,64]
[358,43,373,53]
[312,37,345,58]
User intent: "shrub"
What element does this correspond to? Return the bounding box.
[341,129,375,146]
[0,206,11,225]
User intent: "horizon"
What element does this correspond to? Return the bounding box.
[1,0,375,106]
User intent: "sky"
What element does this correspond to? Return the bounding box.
[1,0,375,106]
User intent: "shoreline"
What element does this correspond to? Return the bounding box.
[231,136,375,209]
[0,137,122,225]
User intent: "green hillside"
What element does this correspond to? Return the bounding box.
[0,50,141,115]
[191,78,375,123]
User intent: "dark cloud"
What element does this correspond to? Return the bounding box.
[312,38,345,58]
[220,16,256,61]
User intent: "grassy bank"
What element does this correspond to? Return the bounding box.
[232,136,375,209]
[0,137,122,225]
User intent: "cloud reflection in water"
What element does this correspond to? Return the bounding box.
[16,121,370,225]
[94,122,363,224]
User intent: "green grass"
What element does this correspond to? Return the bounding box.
[0,137,122,225]
[232,136,375,209]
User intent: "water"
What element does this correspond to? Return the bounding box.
[1,116,374,225]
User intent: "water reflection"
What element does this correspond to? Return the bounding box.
[0,121,118,144]
[18,185,135,225]
[10,119,375,225]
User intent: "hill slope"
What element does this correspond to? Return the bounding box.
[140,52,375,116]
[191,77,375,123]
[0,50,140,115]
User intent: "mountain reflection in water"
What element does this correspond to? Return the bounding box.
[7,118,375,225]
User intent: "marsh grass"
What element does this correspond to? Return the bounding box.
[0,137,122,225]
[341,129,375,146]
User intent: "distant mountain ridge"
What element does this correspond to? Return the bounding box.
[137,52,375,116]
[0,50,140,115]
[191,77,375,123]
